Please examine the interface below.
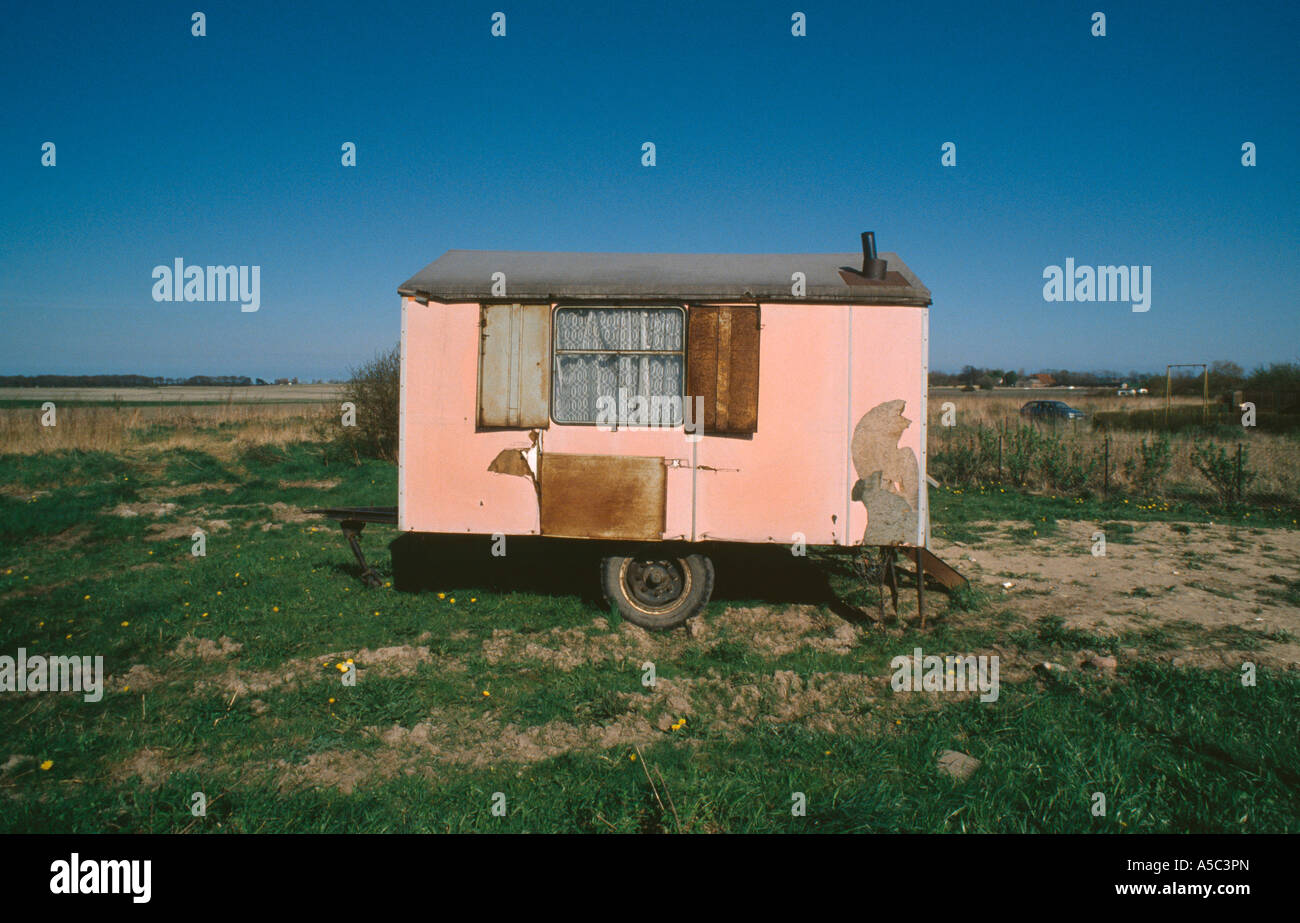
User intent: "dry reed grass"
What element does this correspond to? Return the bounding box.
[0,403,334,460]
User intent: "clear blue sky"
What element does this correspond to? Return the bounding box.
[1,0,1296,380]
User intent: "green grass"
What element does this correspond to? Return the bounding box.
[1,445,1297,833]
[930,484,1300,529]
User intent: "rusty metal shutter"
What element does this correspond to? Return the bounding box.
[477,303,552,428]
[686,305,760,434]
[539,453,666,539]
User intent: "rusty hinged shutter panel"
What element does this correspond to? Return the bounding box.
[477,303,551,428]
[687,305,759,434]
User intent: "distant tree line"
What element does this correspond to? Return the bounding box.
[930,361,1300,397]
[0,375,298,387]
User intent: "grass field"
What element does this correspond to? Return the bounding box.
[1,390,1297,832]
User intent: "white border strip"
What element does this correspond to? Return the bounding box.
[917,306,929,547]
[397,297,410,532]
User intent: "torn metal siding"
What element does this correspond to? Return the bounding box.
[851,399,921,546]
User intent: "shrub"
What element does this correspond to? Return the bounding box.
[337,344,400,462]
[1040,437,1097,492]
[934,441,980,486]
[1122,435,1172,495]
[1004,426,1044,487]
[1191,443,1255,505]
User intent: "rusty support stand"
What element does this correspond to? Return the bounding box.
[888,548,900,615]
[875,546,901,620]
[915,546,926,629]
[876,549,887,621]
[865,546,901,621]
[341,520,383,588]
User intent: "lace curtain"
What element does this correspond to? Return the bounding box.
[553,308,685,424]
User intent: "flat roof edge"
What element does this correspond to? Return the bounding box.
[397,289,933,307]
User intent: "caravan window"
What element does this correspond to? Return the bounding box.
[551,307,686,425]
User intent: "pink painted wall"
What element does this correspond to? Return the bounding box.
[399,299,927,545]
[400,300,540,535]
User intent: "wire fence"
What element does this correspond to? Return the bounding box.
[928,417,1299,506]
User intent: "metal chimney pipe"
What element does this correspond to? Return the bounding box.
[861,231,888,280]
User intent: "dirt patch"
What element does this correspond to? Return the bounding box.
[110,747,202,787]
[478,608,861,671]
[276,710,662,794]
[147,518,232,540]
[198,644,454,696]
[931,519,1300,669]
[139,483,235,500]
[481,620,657,670]
[712,604,863,656]
[268,502,316,524]
[275,667,890,794]
[109,664,165,692]
[0,486,49,499]
[173,635,244,661]
[47,523,93,550]
[1,754,35,775]
[277,479,340,490]
[109,501,177,518]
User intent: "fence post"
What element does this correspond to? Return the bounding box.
[1103,435,1110,495]
[1235,442,1243,503]
[998,433,1003,482]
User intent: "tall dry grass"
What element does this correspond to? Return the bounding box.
[0,403,335,460]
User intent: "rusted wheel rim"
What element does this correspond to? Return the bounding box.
[621,557,691,613]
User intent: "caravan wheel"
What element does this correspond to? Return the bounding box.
[600,551,714,631]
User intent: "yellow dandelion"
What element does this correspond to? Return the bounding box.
[39,760,53,771]
[437,592,445,599]
[629,754,637,762]
[83,595,90,601]
[271,605,278,612]
[449,597,456,604]
[328,697,336,704]
[482,690,490,697]
[120,621,129,627]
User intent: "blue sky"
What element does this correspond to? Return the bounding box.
[1,0,1296,380]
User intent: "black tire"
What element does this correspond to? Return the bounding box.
[600,551,714,631]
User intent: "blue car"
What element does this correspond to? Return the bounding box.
[1020,400,1087,421]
